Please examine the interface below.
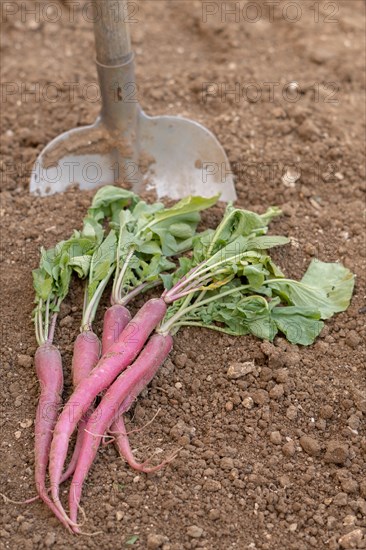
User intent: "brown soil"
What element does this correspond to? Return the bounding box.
[1,1,365,549]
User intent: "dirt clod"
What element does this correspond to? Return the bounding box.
[147,534,169,549]
[338,529,365,549]
[334,493,348,507]
[242,396,254,410]
[300,435,321,457]
[226,361,255,379]
[270,431,282,445]
[286,404,298,420]
[269,384,284,400]
[320,405,334,419]
[340,478,359,494]
[17,354,32,368]
[282,440,296,457]
[44,532,56,547]
[324,441,349,465]
[186,526,203,539]
[115,511,123,521]
[203,479,221,492]
[252,389,269,405]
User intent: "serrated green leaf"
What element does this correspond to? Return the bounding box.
[160,273,174,290]
[206,205,283,255]
[88,230,117,300]
[169,222,196,240]
[32,269,53,301]
[151,195,219,224]
[244,235,290,250]
[88,185,139,223]
[68,255,92,278]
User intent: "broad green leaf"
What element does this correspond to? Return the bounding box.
[271,306,324,345]
[243,264,267,288]
[259,206,283,225]
[139,240,162,255]
[160,273,174,290]
[32,269,53,301]
[88,185,139,223]
[244,235,290,250]
[267,260,354,319]
[59,266,72,301]
[40,245,58,276]
[206,204,283,255]
[133,200,165,221]
[150,227,178,256]
[81,216,104,244]
[301,260,355,312]
[169,222,196,240]
[89,230,117,297]
[68,255,92,278]
[64,237,96,262]
[151,195,219,223]
[125,535,139,545]
[237,296,277,340]
[175,236,195,254]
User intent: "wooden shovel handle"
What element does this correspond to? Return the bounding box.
[93,0,132,66]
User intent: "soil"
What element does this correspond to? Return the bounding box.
[1,1,365,549]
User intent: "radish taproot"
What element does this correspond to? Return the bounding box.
[69,333,173,529]
[31,190,137,523]
[60,331,101,482]
[111,414,177,474]
[48,298,167,522]
[101,304,131,354]
[101,304,171,473]
[33,344,70,529]
[32,227,98,526]
[60,230,120,481]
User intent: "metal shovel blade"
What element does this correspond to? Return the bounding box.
[30,0,236,202]
[29,110,236,201]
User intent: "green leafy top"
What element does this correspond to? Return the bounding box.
[32,219,103,346]
[158,204,355,346]
[80,229,118,330]
[79,189,219,327]
[204,204,283,257]
[109,194,220,305]
[32,185,139,345]
[87,185,139,224]
[162,201,289,302]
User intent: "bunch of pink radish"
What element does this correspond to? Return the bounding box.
[30,186,354,532]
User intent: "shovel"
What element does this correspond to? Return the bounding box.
[30,0,236,202]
